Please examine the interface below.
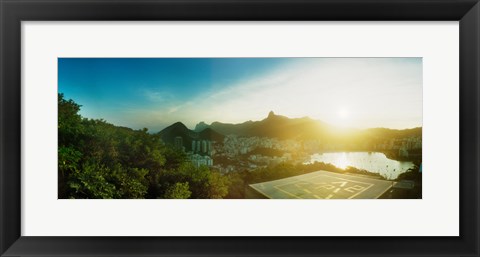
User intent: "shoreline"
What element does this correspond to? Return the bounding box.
[307,150,421,163]
[304,151,420,180]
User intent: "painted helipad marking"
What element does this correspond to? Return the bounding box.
[251,170,391,199]
[320,174,374,198]
[321,174,374,186]
[345,185,367,193]
[315,184,335,190]
[274,174,373,199]
[273,185,302,199]
[274,175,373,199]
[332,181,347,187]
[348,184,374,199]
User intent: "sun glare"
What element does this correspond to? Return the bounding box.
[338,108,350,119]
[334,152,350,169]
[330,108,352,128]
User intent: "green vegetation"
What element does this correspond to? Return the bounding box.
[58,94,229,199]
[382,149,422,163]
[245,147,285,157]
[59,94,421,199]
[396,164,421,181]
[395,164,422,198]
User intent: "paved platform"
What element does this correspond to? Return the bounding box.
[249,170,393,199]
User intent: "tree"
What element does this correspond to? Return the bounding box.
[156,163,230,199]
[163,182,191,199]
[58,93,85,198]
[58,93,84,147]
[58,93,231,199]
[226,171,247,199]
[58,146,82,198]
[67,162,117,199]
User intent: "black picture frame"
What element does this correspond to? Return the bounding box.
[1,0,479,256]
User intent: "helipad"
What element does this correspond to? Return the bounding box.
[249,170,393,199]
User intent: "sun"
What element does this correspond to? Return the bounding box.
[338,108,350,119]
[331,108,352,128]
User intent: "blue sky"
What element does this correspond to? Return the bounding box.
[59,58,422,132]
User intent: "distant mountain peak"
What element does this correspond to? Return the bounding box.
[265,110,288,121]
[171,121,188,128]
[268,110,275,118]
[159,121,224,150]
[194,121,209,132]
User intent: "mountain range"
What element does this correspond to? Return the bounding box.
[158,111,422,151]
[195,111,333,140]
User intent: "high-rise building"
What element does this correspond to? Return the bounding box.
[174,136,184,151]
[207,141,212,155]
[189,154,213,167]
[192,140,196,152]
[196,140,201,153]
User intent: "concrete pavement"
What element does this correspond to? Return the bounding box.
[249,170,393,199]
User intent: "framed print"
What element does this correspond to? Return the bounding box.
[0,0,479,256]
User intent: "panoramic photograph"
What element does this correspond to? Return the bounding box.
[58,57,422,199]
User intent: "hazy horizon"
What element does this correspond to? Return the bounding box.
[59,57,422,132]
[154,110,423,133]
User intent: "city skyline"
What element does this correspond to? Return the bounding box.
[59,57,422,132]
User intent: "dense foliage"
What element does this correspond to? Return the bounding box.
[59,94,421,199]
[58,94,229,199]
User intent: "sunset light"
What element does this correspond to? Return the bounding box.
[59,58,422,132]
[58,57,422,200]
